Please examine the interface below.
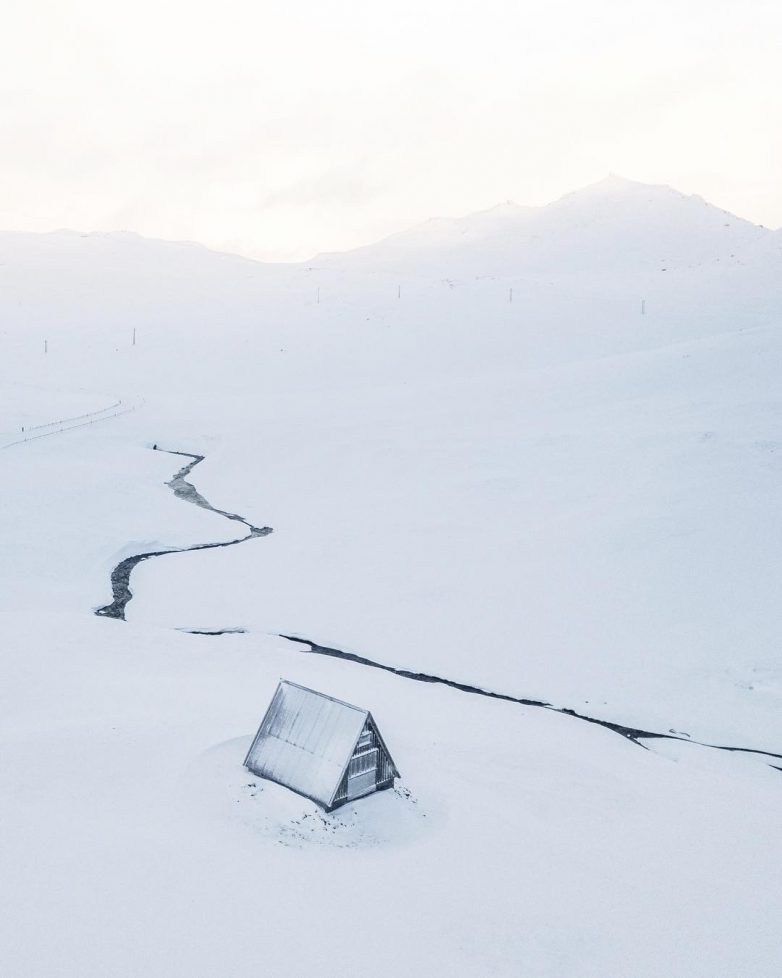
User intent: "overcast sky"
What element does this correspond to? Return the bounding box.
[2,0,781,260]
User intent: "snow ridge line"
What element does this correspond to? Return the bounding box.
[279,634,782,767]
[95,449,271,620]
[1,400,139,449]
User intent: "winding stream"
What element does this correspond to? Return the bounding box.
[98,446,782,768]
[95,449,271,620]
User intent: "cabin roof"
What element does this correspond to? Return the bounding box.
[243,681,397,808]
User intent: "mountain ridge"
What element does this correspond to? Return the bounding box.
[0,177,778,276]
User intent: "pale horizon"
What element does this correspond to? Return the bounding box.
[2,172,779,266]
[3,0,782,261]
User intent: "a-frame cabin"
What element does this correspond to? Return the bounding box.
[244,681,400,811]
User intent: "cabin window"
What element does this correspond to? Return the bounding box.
[348,747,378,778]
[357,728,373,750]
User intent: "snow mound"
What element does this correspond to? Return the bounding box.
[199,737,432,850]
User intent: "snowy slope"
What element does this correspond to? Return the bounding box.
[1,178,782,977]
[319,175,774,274]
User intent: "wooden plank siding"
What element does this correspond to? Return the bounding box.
[331,718,395,808]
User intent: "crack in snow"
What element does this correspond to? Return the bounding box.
[279,634,782,768]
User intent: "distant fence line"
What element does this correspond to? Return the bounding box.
[23,400,123,433]
[1,400,139,449]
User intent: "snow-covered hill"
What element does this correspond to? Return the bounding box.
[2,178,782,977]
[319,175,776,274]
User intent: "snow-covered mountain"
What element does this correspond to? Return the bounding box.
[2,176,781,375]
[319,175,776,275]
[2,178,782,978]
[1,175,777,291]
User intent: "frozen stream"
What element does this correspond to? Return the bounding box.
[97,447,782,769]
[95,449,272,620]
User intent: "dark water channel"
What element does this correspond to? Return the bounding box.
[95,449,271,620]
[97,447,782,770]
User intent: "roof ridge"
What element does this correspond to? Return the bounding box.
[280,679,369,714]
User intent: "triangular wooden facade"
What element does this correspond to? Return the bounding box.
[330,713,400,809]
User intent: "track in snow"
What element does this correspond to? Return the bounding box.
[2,399,139,449]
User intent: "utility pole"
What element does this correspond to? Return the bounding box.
[641,299,646,316]
[132,327,136,346]
[398,284,401,299]
[44,339,48,355]
[509,287,513,303]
